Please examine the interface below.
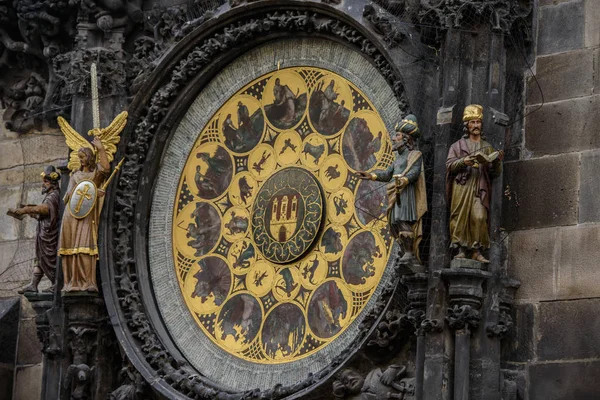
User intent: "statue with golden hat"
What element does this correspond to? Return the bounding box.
[446,104,503,263]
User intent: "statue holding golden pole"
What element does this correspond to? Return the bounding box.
[57,63,127,293]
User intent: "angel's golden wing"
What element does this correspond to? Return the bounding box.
[57,116,94,173]
[89,111,128,163]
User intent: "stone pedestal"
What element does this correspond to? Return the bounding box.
[23,293,54,353]
[450,258,484,270]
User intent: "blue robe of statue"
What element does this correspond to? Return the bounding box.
[372,147,422,225]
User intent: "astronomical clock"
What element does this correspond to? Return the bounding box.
[168,66,396,365]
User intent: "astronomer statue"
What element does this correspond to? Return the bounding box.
[446,105,503,263]
[8,166,61,293]
[357,115,427,267]
[57,112,127,292]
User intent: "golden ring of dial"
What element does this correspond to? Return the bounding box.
[173,67,396,364]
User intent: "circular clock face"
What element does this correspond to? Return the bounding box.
[172,66,395,364]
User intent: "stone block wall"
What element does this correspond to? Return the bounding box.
[0,117,67,399]
[504,1,600,398]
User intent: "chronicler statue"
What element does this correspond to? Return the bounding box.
[446,104,503,263]
[8,166,62,293]
[357,115,427,269]
[57,111,127,292]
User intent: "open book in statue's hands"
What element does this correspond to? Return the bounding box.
[466,151,500,164]
[7,204,38,220]
[6,209,26,220]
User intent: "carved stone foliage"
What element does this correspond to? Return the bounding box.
[109,358,149,400]
[0,0,73,133]
[1,72,47,132]
[363,3,409,48]
[368,309,410,348]
[0,0,221,133]
[367,0,533,47]
[406,309,424,335]
[70,0,143,31]
[486,310,513,338]
[418,0,533,35]
[126,7,187,94]
[53,48,127,97]
[420,318,443,334]
[487,278,519,339]
[446,304,481,331]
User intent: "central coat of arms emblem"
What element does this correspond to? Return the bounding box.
[252,167,324,263]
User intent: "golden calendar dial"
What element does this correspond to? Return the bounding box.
[172,67,395,364]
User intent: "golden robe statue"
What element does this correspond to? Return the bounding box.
[57,112,127,292]
[446,105,502,263]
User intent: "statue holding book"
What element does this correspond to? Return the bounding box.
[446,104,503,263]
[357,115,427,269]
[7,166,61,293]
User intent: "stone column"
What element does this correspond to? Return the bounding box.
[23,292,61,400]
[442,264,491,400]
[402,272,429,400]
[61,293,118,400]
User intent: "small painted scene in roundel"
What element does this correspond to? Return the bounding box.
[220,95,265,153]
[261,303,306,360]
[307,280,350,339]
[342,110,386,171]
[263,70,308,130]
[173,66,394,364]
[354,178,388,227]
[187,144,233,200]
[216,293,263,352]
[342,231,384,289]
[309,76,353,136]
[189,256,232,308]
[184,202,221,257]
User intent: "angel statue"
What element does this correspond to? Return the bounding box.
[57,111,127,292]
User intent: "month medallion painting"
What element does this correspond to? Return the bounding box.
[172,67,396,364]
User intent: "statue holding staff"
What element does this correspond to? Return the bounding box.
[357,115,427,267]
[57,111,127,292]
